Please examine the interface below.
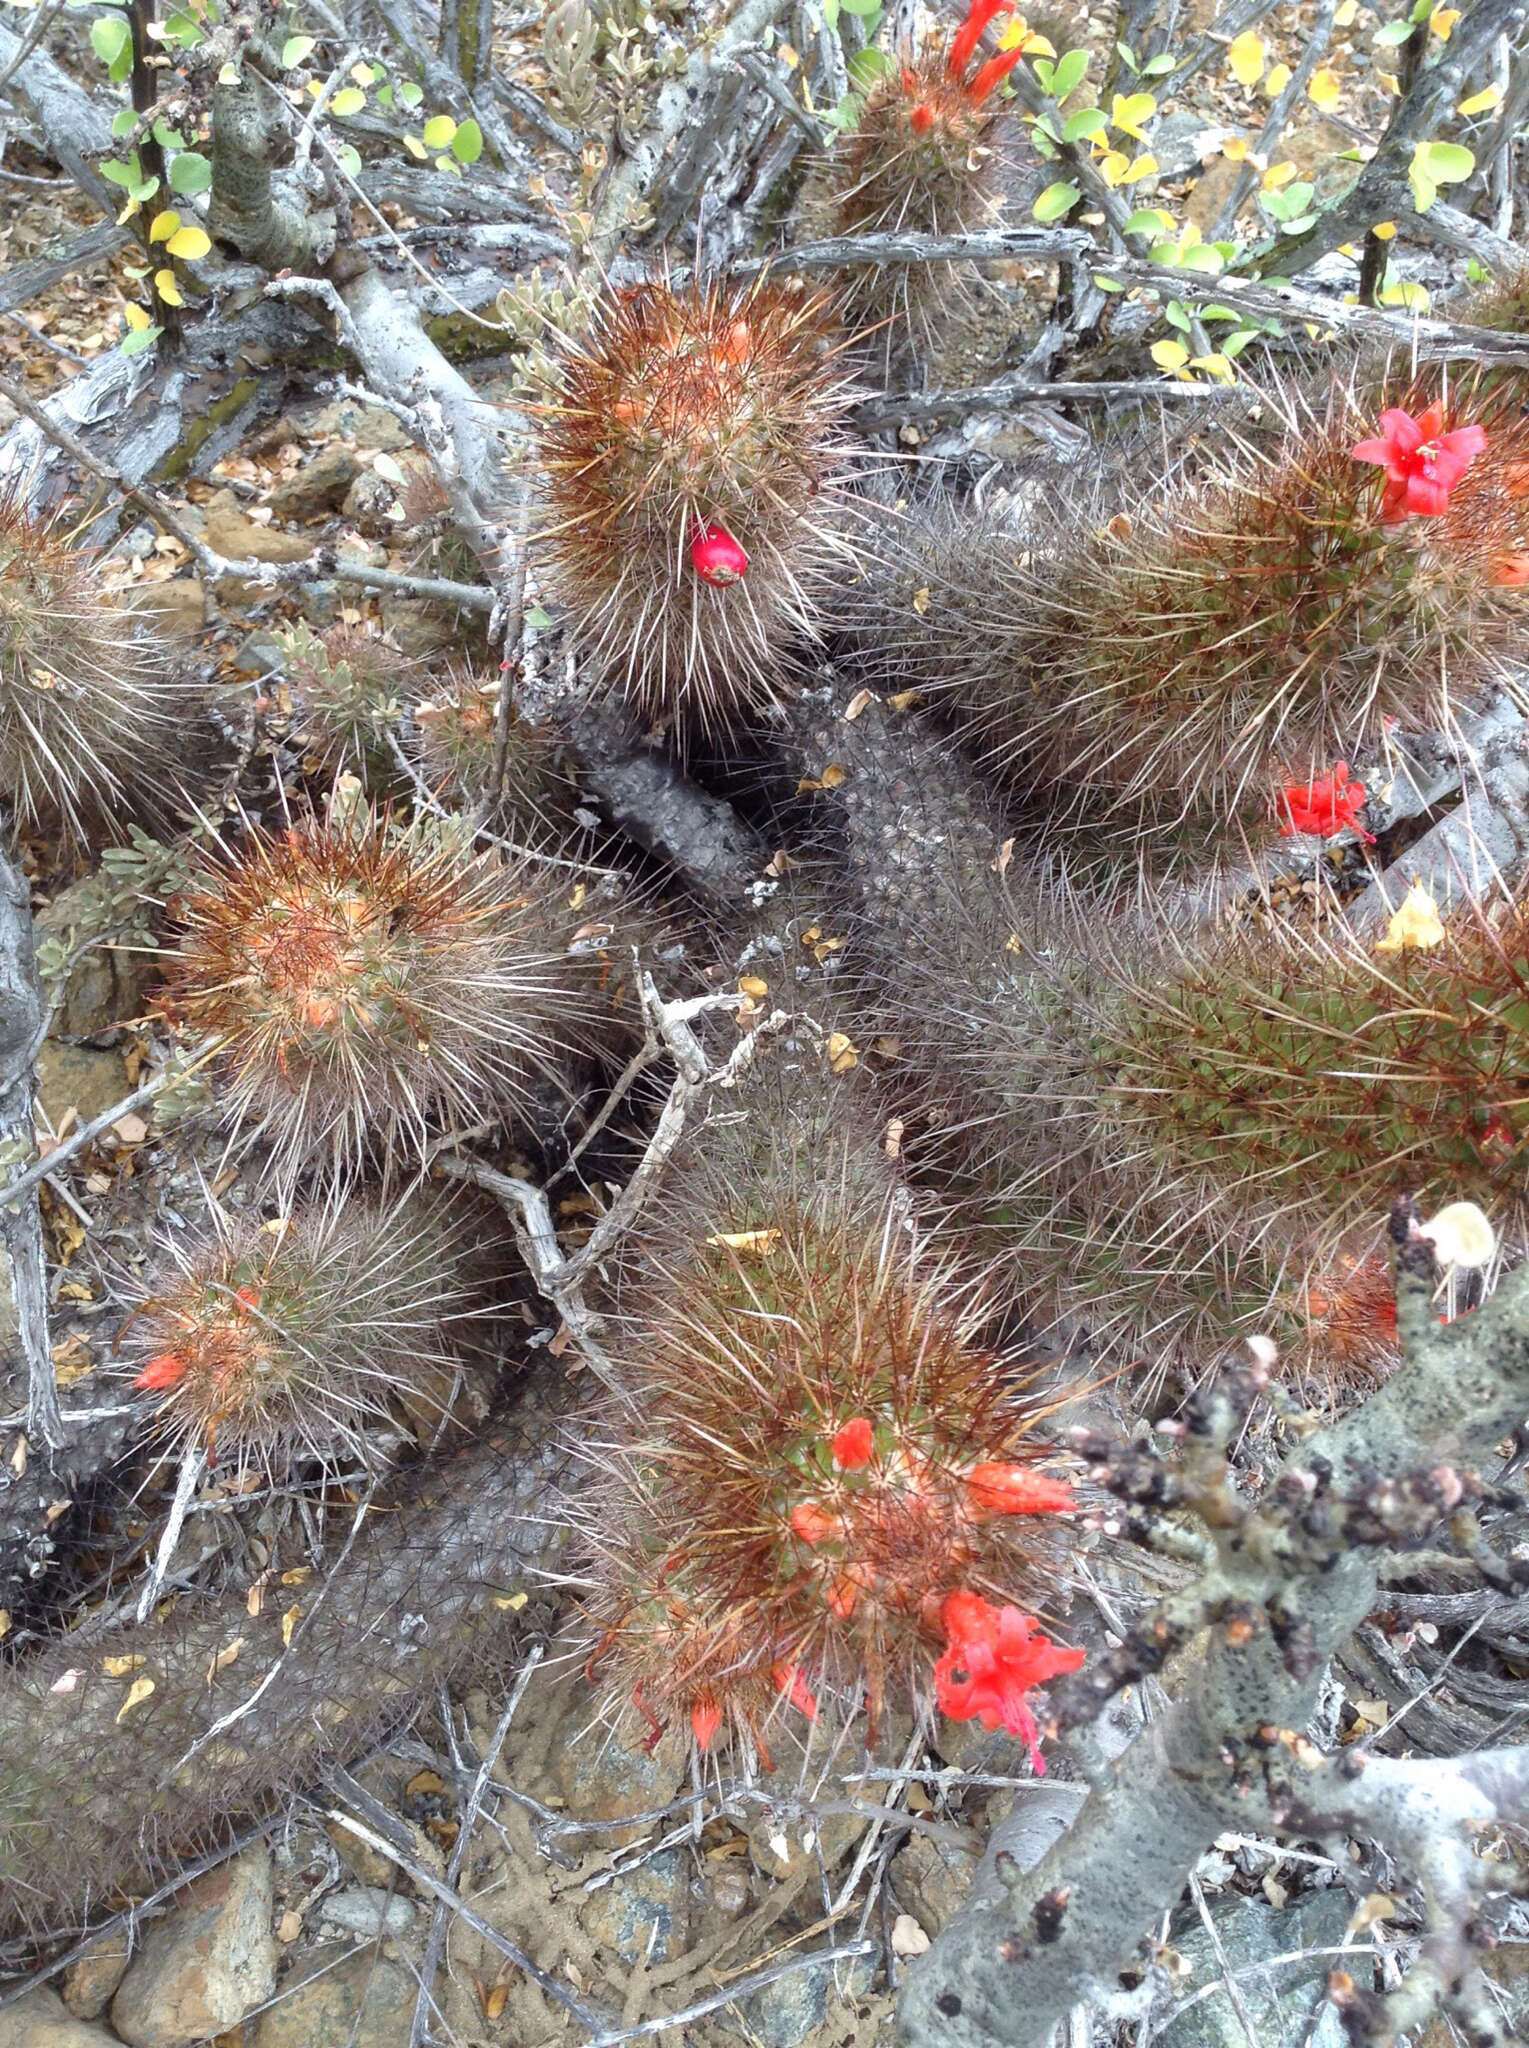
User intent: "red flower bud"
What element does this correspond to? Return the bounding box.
[964,1462,1074,1516]
[909,102,935,132]
[690,1690,722,1750]
[135,1351,187,1392]
[790,1499,841,1547]
[831,1416,875,1470]
[690,522,749,586]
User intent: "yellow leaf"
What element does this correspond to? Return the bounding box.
[1221,134,1250,161]
[819,761,845,788]
[205,1637,244,1682]
[827,1031,859,1074]
[737,975,768,999]
[1458,86,1502,115]
[1189,352,1236,384]
[705,1229,782,1254]
[1374,881,1445,953]
[1430,6,1459,36]
[1110,92,1155,140]
[1227,30,1265,86]
[403,133,428,159]
[912,586,930,614]
[330,86,366,116]
[490,1589,529,1611]
[1021,31,1055,56]
[148,209,179,244]
[165,224,211,261]
[1378,70,1400,95]
[1263,62,1291,95]
[281,1603,300,1646]
[116,1676,155,1722]
[1123,154,1157,181]
[154,268,183,306]
[103,1653,145,1676]
[1098,150,1130,187]
[1150,338,1189,371]
[1333,0,1358,21]
[1372,219,1397,239]
[1307,67,1341,110]
[421,113,457,149]
[1420,1201,1495,1270]
[996,15,1028,46]
[1261,160,1297,190]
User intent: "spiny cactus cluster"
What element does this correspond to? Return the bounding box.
[0,496,187,842]
[277,619,419,785]
[535,271,861,729]
[121,1193,491,1478]
[842,374,1529,848]
[576,1080,1082,1764]
[157,810,614,1183]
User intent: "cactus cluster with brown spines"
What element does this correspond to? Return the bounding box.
[841,373,1529,850]
[157,810,614,1183]
[0,496,188,843]
[535,271,862,731]
[277,619,419,786]
[121,1192,492,1479]
[573,1080,1082,1762]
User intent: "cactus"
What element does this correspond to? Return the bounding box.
[535,272,861,731]
[804,0,1034,359]
[157,808,614,1183]
[0,496,186,843]
[411,674,578,829]
[276,620,418,787]
[574,1080,1081,1762]
[839,374,1529,848]
[121,1193,493,1478]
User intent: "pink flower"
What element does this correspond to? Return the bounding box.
[1277,760,1374,843]
[690,521,748,585]
[932,1590,1084,1771]
[964,1462,1074,1517]
[831,1416,874,1470]
[1352,404,1486,521]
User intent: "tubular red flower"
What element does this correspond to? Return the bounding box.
[690,1690,723,1750]
[932,1590,1083,1770]
[134,1351,187,1392]
[964,1462,1074,1516]
[1277,760,1374,843]
[908,101,936,132]
[771,1659,819,1720]
[1351,404,1487,520]
[947,0,1013,83]
[831,1416,875,1470]
[689,521,749,586]
[967,45,1025,104]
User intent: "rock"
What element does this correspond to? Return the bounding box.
[723,1948,877,2047]
[581,1850,687,1965]
[1182,155,1243,237]
[893,1830,978,1937]
[300,398,412,453]
[0,1988,122,2048]
[1157,1889,1353,2048]
[119,578,206,641]
[316,1885,418,1939]
[343,468,399,534]
[552,1695,686,1848]
[110,1845,278,2048]
[36,1043,129,1130]
[203,490,314,567]
[253,1946,416,2048]
[268,444,362,523]
[60,1936,131,2019]
[1150,111,1223,179]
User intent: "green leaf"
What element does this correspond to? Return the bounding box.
[281,33,316,67]
[90,14,132,81]
[840,0,881,13]
[120,323,162,356]
[1198,304,1240,321]
[99,157,137,188]
[1114,39,1137,71]
[1279,213,1318,234]
[168,150,211,195]
[1466,255,1489,281]
[1163,300,1191,332]
[1032,57,1055,92]
[111,108,138,137]
[848,47,894,85]
[1032,180,1082,221]
[1178,243,1225,274]
[822,0,838,26]
[1423,140,1474,182]
[335,143,362,175]
[398,80,424,108]
[421,112,457,149]
[1141,52,1176,76]
[1375,18,1414,43]
[376,82,394,107]
[524,605,553,630]
[1093,273,1126,291]
[450,116,483,162]
[1220,327,1258,357]
[330,86,366,115]
[1048,49,1089,100]
[1123,207,1174,237]
[1063,107,1107,142]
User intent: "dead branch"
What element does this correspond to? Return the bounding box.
[0,846,52,1446]
[899,1197,1529,2048]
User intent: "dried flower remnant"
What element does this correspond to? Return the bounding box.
[932,1590,1084,1769]
[1352,405,1487,521]
[1277,761,1374,842]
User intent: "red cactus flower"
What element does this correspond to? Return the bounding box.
[947,0,1013,83]
[909,100,935,132]
[690,521,749,586]
[932,1590,1084,1770]
[831,1416,875,1470]
[965,1462,1074,1517]
[690,1689,723,1750]
[1351,404,1486,521]
[134,1351,187,1392]
[968,45,1025,103]
[1277,760,1374,843]
[790,1499,841,1547]
[771,1659,819,1719]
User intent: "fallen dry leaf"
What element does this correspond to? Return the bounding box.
[116,1676,156,1722]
